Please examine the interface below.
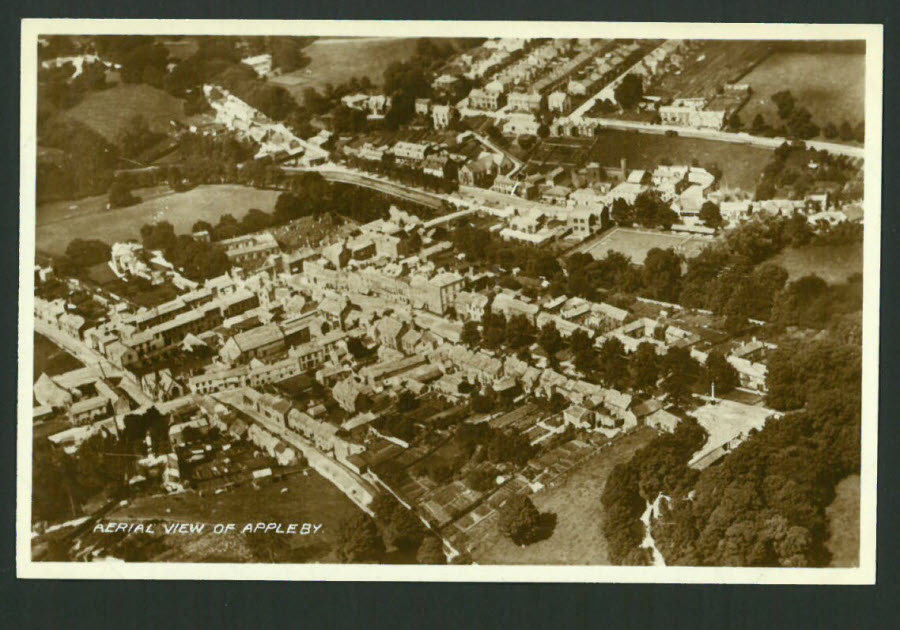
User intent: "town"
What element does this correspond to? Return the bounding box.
[31,34,865,567]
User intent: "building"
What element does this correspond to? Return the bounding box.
[415,98,431,115]
[410,272,464,315]
[459,155,497,187]
[491,292,539,324]
[432,104,454,129]
[507,91,542,113]
[392,141,432,163]
[659,99,726,130]
[454,291,490,322]
[468,88,501,111]
[241,53,273,77]
[503,113,540,136]
[220,233,281,266]
[548,91,570,112]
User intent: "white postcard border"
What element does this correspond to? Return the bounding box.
[17,19,883,584]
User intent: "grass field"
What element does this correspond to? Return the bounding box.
[271,37,420,101]
[56,83,187,143]
[472,428,656,565]
[738,52,865,132]
[110,469,362,563]
[771,242,863,284]
[588,129,773,191]
[582,227,708,265]
[36,184,282,256]
[826,474,860,568]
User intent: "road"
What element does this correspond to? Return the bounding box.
[571,116,866,159]
[34,318,154,406]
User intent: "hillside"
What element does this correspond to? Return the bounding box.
[56,83,187,143]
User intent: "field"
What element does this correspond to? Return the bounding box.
[649,41,773,99]
[471,427,656,565]
[826,474,860,568]
[33,333,83,380]
[36,184,282,256]
[56,83,187,142]
[588,129,773,191]
[109,469,362,563]
[271,37,420,101]
[581,226,709,265]
[771,242,863,284]
[738,52,865,132]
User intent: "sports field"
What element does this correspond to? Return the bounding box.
[738,52,865,132]
[36,184,282,256]
[581,227,708,265]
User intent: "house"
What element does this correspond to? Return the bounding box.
[455,291,489,322]
[332,377,372,413]
[507,91,542,113]
[409,272,464,314]
[491,292,539,324]
[568,208,602,239]
[459,155,497,187]
[468,88,501,111]
[503,113,540,136]
[432,104,454,129]
[423,154,450,179]
[415,98,431,115]
[373,316,408,350]
[392,141,432,163]
[563,404,594,429]
[548,91,570,112]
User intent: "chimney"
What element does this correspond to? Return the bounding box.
[620,158,627,180]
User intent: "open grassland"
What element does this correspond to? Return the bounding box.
[472,427,656,565]
[738,52,865,131]
[826,474,860,568]
[772,242,863,284]
[36,184,281,256]
[582,227,708,265]
[56,83,187,142]
[588,129,773,191]
[271,37,420,100]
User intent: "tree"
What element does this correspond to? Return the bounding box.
[771,90,796,119]
[839,120,854,142]
[416,535,446,564]
[727,112,742,131]
[498,495,543,545]
[482,325,506,350]
[64,238,111,271]
[461,321,481,348]
[192,220,214,235]
[599,337,628,388]
[823,122,838,139]
[506,314,535,350]
[139,221,177,253]
[611,198,634,227]
[642,248,682,303]
[335,514,385,563]
[703,351,740,396]
[614,74,643,110]
[538,322,564,357]
[387,505,425,550]
[630,342,660,393]
[662,346,697,408]
[108,181,139,209]
[698,201,723,228]
[116,114,160,160]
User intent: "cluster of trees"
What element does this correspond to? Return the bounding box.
[497,495,557,546]
[614,74,644,111]
[561,213,860,335]
[746,90,864,144]
[650,335,861,567]
[755,141,860,201]
[138,220,231,281]
[600,420,707,565]
[57,238,113,276]
[32,407,169,524]
[450,225,562,281]
[610,192,679,230]
[37,118,120,202]
[336,494,448,564]
[39,58,109,111]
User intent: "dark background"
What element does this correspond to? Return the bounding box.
[1,1,896,628]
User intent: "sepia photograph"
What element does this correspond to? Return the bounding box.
[17,20,881,583]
